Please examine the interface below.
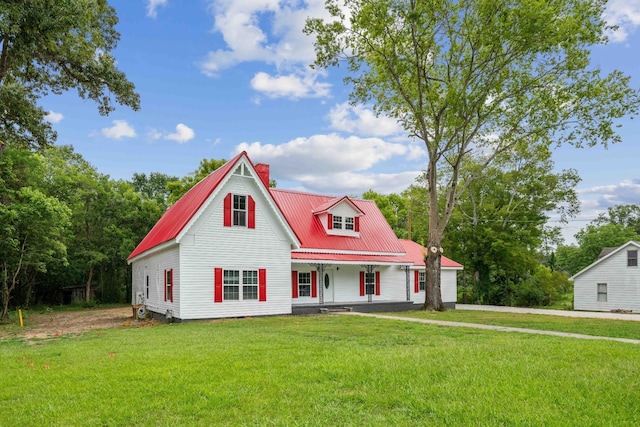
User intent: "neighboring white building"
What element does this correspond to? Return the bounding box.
[571,241,640,312]
[128,151,463,320]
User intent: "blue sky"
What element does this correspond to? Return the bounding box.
[42,0,640,244]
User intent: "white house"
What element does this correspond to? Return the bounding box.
[128,151,463,320]
[571,241,640,312]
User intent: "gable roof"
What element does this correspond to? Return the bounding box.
[128,152,300,261]
[570,240,640,280]
[312,196,365,216]
[271,189,405,254]
[399,239,463,269]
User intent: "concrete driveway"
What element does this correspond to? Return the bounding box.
[456,304,640,321]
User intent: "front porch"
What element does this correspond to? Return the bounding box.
[292,300,416,315]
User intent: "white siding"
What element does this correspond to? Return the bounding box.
[411,268,458,305]
[178,175,293,319]
[131,245,181,318]
[292,264,411,304]
[574,246,640,312]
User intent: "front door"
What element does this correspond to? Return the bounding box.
[323,270,334,303]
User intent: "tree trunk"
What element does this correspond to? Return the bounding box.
[423,246,444,311]
[1,263,9,321]
[85,265,93,303]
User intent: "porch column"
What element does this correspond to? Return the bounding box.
[404,265,411,301]
[311,263,327,305]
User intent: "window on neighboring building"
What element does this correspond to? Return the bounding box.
[243,270,258,300]
[298,272,311,297]
[419,272,426,291]
[345,217,354,230]
[365,272,375,295]
[597,283,607,302]
[628,250,637,267]
[233,195,247,226]
[333,215,343,229]
[224,270,240,300]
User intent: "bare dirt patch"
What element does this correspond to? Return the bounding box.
[0,306,154,342]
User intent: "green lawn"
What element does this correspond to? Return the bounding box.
[389,309,640,340]
[1,314,638,426]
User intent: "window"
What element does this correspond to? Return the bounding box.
[628,250,637,267]
[365,272,375,295]
[223,270,240,300]
[145,276,149,299]
[165,269,173,302]
[597,283,607,302]
[333,215,343,229]
[243,270,258,300]
[345,217,354,230]
[233,195,247,226]
[419,272,426,291]
[298,272,311,297]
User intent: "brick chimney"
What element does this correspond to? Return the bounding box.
[255,163,270,188]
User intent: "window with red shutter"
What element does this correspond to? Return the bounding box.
[359,271,365,296]
[375,271,380,296]
[223,194,232,227]
[214,268,223,302]
[292,270,299,298]
[311,271,317,298]
[248,195,256,229]
[258,269,266,301]
[414,270,419,293]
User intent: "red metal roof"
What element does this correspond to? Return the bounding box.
[399,239,463,269]
[291,252,408,264]
[128,152,246,260]
[271,189,405,254]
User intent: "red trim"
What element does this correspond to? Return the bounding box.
[248,195,256,229]
[327,213,333,230]
[311,271,317,298]
[414,270,419,293]
[354,216,360,232]
[214,268,223,302]
[163,269,167,301]
[375,271,381,296]
[359,271,365,296]
[292,270,298,298]
[259,268,266,302]
[223,193,232,227]
[170,269,174,302]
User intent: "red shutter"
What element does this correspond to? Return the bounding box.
[291,270,298,298]
[248,195,256,229]
[214,268,223,303]
[163,269,167,301]
[311,271,317,298]
[355,216,360,232]
[223,193,232,227]
[170,269,174,302]
[414,270,419,293]
[259,268,266,302]
[359,271,365,296]
[375,271,381,296]
[327,213,333,230]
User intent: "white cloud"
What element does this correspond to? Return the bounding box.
[147,0,168,18]
[200,0,331,76]
[604,0,640,42]
[328,103,405,137]
[234,133,419,194]
[44,111,64,124]
[165,123,195,143]
[101,120,136,139]
[147,128,163,140]
[250,71,331,99]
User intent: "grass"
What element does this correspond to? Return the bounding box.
[1,314,639,426]
[389,309,640,340]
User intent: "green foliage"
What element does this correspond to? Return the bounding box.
[0,0,140,151]
[1,315,639,425]
[306,0,640,310]
[131,172,178,211]
[166,157,227,204]
[362,190,410,239]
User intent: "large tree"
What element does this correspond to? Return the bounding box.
[0,0,140,151]
[305,0,640,310]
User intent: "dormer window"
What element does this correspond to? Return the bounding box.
[333,215,343,229]
[233,195,247,226]
[345,217,354,231]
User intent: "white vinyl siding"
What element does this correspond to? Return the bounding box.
[574,243,640,312]
[178,174,293,319]
[131,245,180,318]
